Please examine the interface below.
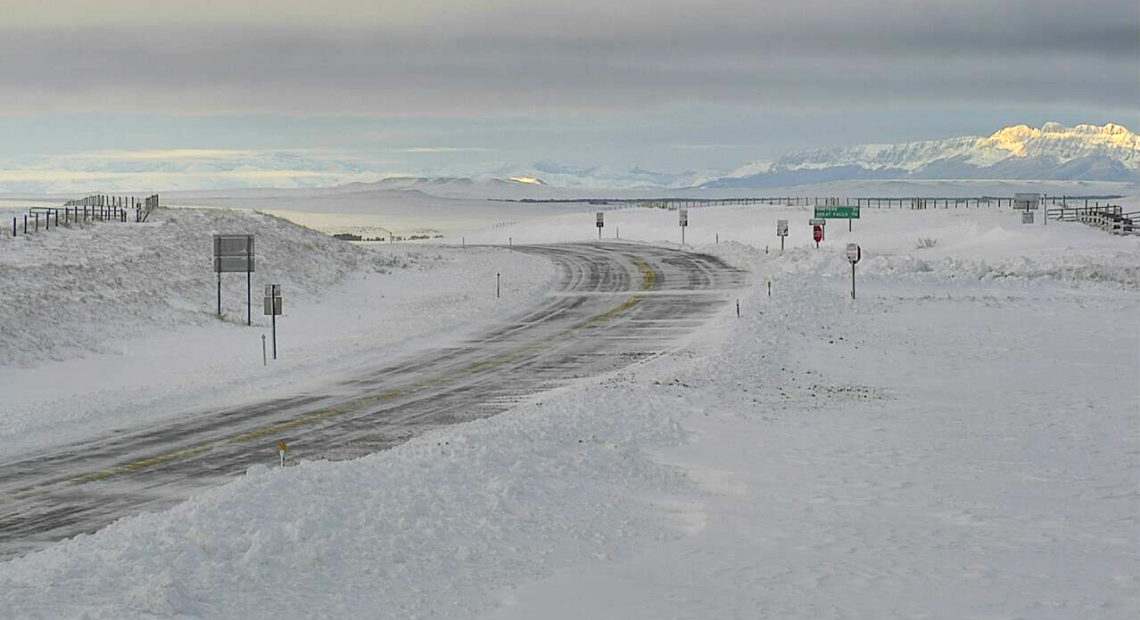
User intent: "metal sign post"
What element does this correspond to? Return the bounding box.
[596,212,604,239]
[810,218,825,248]
[213,234,255,324]
[679,208,688,245]
[846,243,861,299]
[263,284,282,359]
[776,219,788,252]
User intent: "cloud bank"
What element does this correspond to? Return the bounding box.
[1,0,1135,117]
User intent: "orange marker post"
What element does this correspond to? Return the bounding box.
[278,441,287,467]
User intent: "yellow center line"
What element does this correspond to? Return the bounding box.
[64,255,660,486]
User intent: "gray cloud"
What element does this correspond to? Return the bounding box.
[0,0,1134,117]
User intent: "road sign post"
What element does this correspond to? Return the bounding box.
[596,211,604,239]
[213,234,255,324]
[846,243,861,299]
[263,284,282,359]
[776,219,788,252]
[679,208,688,245]
[810,218,825,248]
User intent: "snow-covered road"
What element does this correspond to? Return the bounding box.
[0,242,745,559]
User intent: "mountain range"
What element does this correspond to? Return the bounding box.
[356,122,1136,193]
[1,122,1134,196]
[702,122,1137,188]
[322,122,1136,197]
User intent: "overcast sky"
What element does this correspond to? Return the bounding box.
[0,0,1135,190]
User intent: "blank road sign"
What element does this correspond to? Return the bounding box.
[213,234,255,273]
[1014,193,1040,210]
[777,219,788,236]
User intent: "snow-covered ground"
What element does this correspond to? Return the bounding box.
[0,206,555,458]
[1,185,1137,618]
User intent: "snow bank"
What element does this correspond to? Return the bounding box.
[3,186,1137,618]
[0,372,692,620]
[0,207,555,458]
[0,208,394,367]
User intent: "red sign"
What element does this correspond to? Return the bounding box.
[812,225,823,243]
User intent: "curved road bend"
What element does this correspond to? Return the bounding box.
[0,242,746,559]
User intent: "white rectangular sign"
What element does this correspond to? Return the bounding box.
[846,243,861,263]
[776,219,788,236]
[679,208,688,227]
[809,218,826,226]
[596,212,604,228]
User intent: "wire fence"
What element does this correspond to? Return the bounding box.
[6,193,160,239]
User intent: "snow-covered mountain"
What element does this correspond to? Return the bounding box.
[706,122,1138,188]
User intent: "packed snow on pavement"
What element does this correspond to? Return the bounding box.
[0,187,1137,618]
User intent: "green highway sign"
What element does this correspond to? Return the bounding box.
[814,206,860,219]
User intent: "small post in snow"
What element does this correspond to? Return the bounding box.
[278,441,287,467]
[262,334,267,366]
[767,280,772,297]
[264,284,282,360]
[736,299,740,318]
[496,272,501,298]
[846,243,861,300]
[509,237,513,251]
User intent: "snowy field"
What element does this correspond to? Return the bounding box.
[0,207,555,458]
[1,184,1138,618]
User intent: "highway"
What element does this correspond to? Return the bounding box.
[0,242,746,560]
